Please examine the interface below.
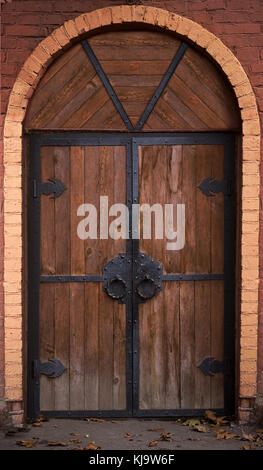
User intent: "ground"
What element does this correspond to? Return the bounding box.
[0,413,263,451]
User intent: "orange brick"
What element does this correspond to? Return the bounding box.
[235,82,253,98]
[176,16,194,36]
[52,26,69,48]
[74,14,90,34]
[241,243,258,255]
[242,211,259,222]
[194,28,216,49]
[242,174,259,186]
[242,161,260,174]
[240,362,257,373]
[228,68,248,87]
[241,256,259,269]
[242,119,260,135]
[23,55,43,75]
[85,10,101,31]
[6,106,26,123]
[18,67,37,86]
[40,36,61,56]
[8,92,28,108]
[4,200,22,213]
[241,232,259,245]
[120,5,132,23]
[4,175,22,189]
[32,44,51,66]
[241,290,258,302]
[4,122,23,138]
[5,387,23,401]
[111,5,124,24]
[155,9,169,28]
[11,79,31,97]
[64,20,79,40]
[243,149,260,161]
[238,93,257,109]
[243,135,260,151]
[143,6,159,26]
[240,314,258,327]
[240,348,258,360]
[241,302,258,314]
[167,12,180,32]
[241,107,259,120]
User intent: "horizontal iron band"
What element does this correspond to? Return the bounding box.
[162,274,224,281]
[40,274,224,283]
[40,275,103,283]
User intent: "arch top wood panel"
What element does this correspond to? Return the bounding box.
[25,29,241,132]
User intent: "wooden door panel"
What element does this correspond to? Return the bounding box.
[39,283,126,411]
[40,145,126,276]
[138,280,224,410]
[138,144,224,274]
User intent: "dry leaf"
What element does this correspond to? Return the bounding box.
[32,421,43,427]
[205,410,217,424]
[159,432,173,442]
[84,441,101,450]
[194,424,209,433]
[70,432,80,436]
[48,441,68,447]
[241,445,251,450]
[69,438,82,444]
[183,419,201,428]
[125,433,133,439]
[111,420,117,424]
[241,431,255,442]
[148,441,158,447]
[39,415,49,422]
[216,429,238,440]
[86,418,105,423]
[16,440,38,448]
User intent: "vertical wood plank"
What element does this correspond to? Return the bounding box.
[70,146,85,274]
[69,283,85,410]
[40,147,55,275]
[54,284,70,410]
[98,290,114,410]
[55,147,70,274]
[164,282,180,409]
[211,281,224,408]
[85,283,99,410]
[180,282,195,408]
[194,281,211,409]
[39,284,55,410]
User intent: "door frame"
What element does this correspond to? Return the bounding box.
[27,131,236,418]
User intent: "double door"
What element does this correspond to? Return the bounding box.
[28,132,235,417]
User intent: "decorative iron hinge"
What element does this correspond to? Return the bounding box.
[33,178,66,199]
[32,359,66,379]
[198,177,232,197]
[198,357,228,377]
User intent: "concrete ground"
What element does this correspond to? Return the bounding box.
[0,415,263,451]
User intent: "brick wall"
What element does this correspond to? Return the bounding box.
[1,0,263,411]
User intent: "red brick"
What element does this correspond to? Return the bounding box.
[251,63,263,73]
[5,25,47,37]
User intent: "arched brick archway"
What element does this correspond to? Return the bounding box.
[3,5,260,422]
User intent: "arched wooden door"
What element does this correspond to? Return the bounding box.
[26,30,240,418]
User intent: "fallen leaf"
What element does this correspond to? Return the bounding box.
[16,440,39,448]
[147,428,164,432]
[111,420,117,424]
[187,438,201,441]
[48,441,68,447]
[125,433,133,439]
[148,441,158,447]
[84,441,101,450]
[241,431,255,442]
[159,432,173,442]
[205,410,217,424]
[183,419,201,428]
[241,445,251,450]
[193,424,209,433]
[85,418,105,423]
[69,438,82,444]
[39,415,49,422]
[70,432,80,436]
[32,421,43,427]
[216,429,238,440]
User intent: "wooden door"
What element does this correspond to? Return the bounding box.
[28,133,235,417]
[134,135,235,416]
[27,29,237,418]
